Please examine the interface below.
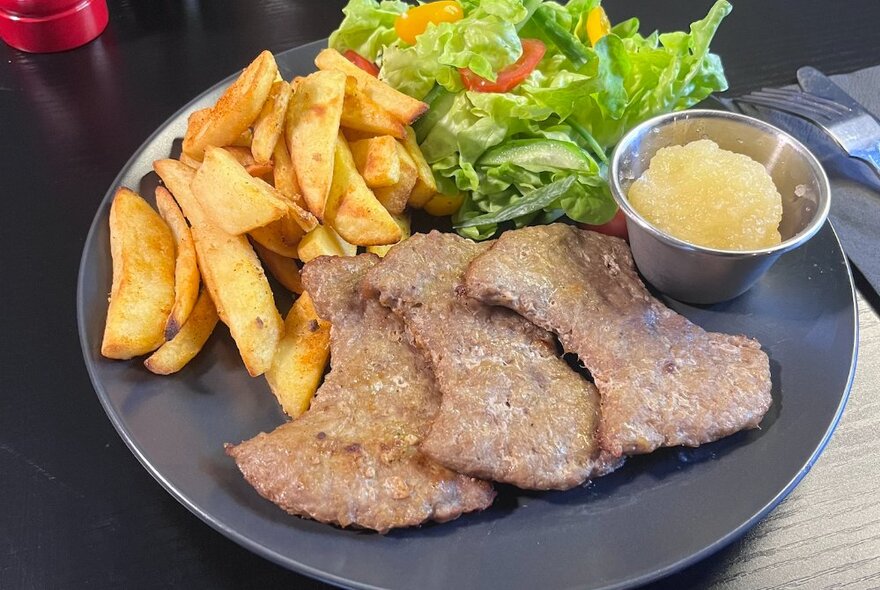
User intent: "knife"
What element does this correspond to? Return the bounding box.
[797,66,880,123]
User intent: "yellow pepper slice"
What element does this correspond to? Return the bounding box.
[395,1,464,45]
[586,6,612,46]
[423,193,465,217]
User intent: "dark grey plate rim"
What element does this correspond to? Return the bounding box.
[75,40,373,590]
[626,263,859,587]
[77,39,860,590]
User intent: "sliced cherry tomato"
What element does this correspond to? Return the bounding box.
[578,208,629,241]
[343,49,379,77]
[395,1,464,45]
[459,39,546,93]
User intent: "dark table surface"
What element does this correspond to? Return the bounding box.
[2,1,879,588]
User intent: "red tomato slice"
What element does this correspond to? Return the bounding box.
[459,39,546,93]
[343,50,380,77]
[578,209,629,241]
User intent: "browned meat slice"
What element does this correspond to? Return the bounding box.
[226,254,494,533]
[362,231,619,490]
[464,224,772,457]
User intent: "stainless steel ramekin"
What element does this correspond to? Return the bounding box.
[609,109,831,304]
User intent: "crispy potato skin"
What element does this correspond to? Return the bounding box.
[155,186,200,340]
[286,70,347,220]
[183,50,278,160]
[252,80,293,165]
[254,242,304,294]
[153,159,283,377]
[325,134,402,246]
[340,77,406,139]
[265,292,330,418]
[315,48,427,124]
[350,136,401,188]
[298,225,356,262]
[191,146,288,235]
[400,126,438,208]
[367,213,411,258]
[144,288,219,375]
[373,143,418,215]
[127,50,438,388]
[272,138,303,205]
[249,214,304,258]
[102,188,176,359]
[190,222,283,377]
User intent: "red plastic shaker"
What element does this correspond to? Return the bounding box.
[0,0,108,53]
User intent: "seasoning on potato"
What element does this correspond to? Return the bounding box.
[105,47,440,418]
[101,187,176,359]
[264,292,330,418]
[154,186,200,340]
[144,288,219,375]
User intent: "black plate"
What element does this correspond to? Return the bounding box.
[77,40,858,590]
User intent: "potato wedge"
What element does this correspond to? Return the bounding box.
[272,132,302,204]
[153,160,202,223]
[144,288,219,375]
[254,243,303,293]
[315,48,427,124]
[101,188,176,359]
[269,133,319,234]
[182,108,211,155]
[154,159,283,376]
[249,211,304,258]
[265,292,330,418]
[245,162,275,180]
[191,222,282,376]
[223,146,257,167]
[366,212,411,257]
[340,76,405,139]
[325,133,402,246]
[341,128,380,143]
[191,146,288,235]
[155,186,200,340]
[231,128,254,148]
[178,152,201,169]
[159,144,315,237]
[183,50,278,160]
[286,201,320,234]
[400,126,438,207]
[252,80,292,165]
[286,70,347,220]
[220,147,273,180]
[373,142,418,215]
[350,135,400,188]
[298,224,356,262]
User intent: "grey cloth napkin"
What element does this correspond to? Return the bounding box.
[728,65,880,295]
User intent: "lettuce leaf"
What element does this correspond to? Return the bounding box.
[329,0,732,238]
[327,0,407,61]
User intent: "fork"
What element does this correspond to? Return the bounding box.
[735,87,880,178]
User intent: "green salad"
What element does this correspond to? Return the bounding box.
[329,0,732,239]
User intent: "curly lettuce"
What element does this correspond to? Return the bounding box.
[329,0,732,239]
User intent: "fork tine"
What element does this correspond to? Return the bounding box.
[754,88,851,117]
[749,90,839,119]
[737,88,880,176]
[734,94,830,123]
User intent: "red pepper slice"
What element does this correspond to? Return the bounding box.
[459,39,546,93]
[343,49,380,77]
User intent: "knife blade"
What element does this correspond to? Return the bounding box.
[797,66,879,122]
